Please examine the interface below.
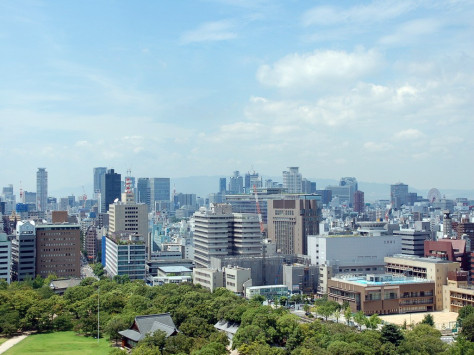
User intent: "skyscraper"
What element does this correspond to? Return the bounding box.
[354,190,365,213]
[267,196,320,255]
[93,167,107,194]
[391,183,409,209]
[36,168,48,212]
[100,169,121,213]
[228,171,243,194]
[282,167,302,193]
[219,178,227,193]
[149,178,170,211]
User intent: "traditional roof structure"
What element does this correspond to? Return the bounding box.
[119,313,178,347]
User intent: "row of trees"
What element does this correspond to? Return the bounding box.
[1,275,474,354]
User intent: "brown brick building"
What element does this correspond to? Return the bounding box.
[35,224,81,278]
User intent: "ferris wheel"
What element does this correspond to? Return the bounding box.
[427,188,441,203]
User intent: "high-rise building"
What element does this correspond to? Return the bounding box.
[84,226,98,263]
[35,223,81,278]
[150,178,170,211]
[137,178,150,206]
[192,204,263,268]
[282,167,302,193]
[104,232,146,280]
[108,190,148,239]
[301,179,316,194]
[219,178,227,193]
[354,190,365,213]
[36,168,48,212]
[11,221,36,281]
[93,167,107,194]
[267,196,320,255]
[391,183,409,209]
[100,169,121,213]
[0,233,11,284]
[228,171,243,194]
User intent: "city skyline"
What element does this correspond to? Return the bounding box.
[1,1,473,192]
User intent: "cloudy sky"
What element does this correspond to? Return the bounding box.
[1,0,473,196]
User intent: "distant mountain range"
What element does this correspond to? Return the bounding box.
[50,176,474,203]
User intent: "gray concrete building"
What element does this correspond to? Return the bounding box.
[0,233,11,284]
[12,221,36,281]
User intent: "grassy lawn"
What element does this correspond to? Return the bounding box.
[0,337,7,346]
[3,331,112,355]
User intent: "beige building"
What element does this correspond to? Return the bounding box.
[385,255,460,310]
[108,191,148,239]
[230,213,262,256]
[193,268,224,291]
[328,274,435,315]
[443,270,474,312]
[267,197,319,255]
[224,266,252,295]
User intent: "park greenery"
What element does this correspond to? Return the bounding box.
[0,275,473,354]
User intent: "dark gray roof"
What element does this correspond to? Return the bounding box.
[120,313,178,340]
[49,279,82,290]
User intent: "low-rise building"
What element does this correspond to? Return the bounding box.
[443,270,474,312]
[193,268,224,291]
[328,274,435,315]
[245,284,289,300]
[283,263,318,294]
[105,232,146,280]
[224,266,251,295]
[147,266,192,286]
[385,254,460,310]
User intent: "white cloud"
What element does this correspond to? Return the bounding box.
[379,18,442,46]
[363,141,393,152]
[393,129,424,140]
[181,20,237,44]
[256,49,382,89]
[302,1,416,27]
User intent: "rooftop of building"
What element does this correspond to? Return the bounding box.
[158,266,191,273]
[387,254,456,264]
[0,233,9,242]
[36,223,80,229]
[247,284,288,290]
[333,273,433,286]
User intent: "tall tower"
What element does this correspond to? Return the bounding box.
[36,168,48,212]
[100,169,121,213]
[93,167,107,195]
[282,167,302,193]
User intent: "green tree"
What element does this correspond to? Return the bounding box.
[353,311,366,331]
[163,333,194,355]
[364,314,382,330]
[239,341,286,355]
[93,263,105,277]
[381,323,404,346]
[344,307,352,326]
[398,323,447,354]
[421,313,435,327]
[191,342,227,355]
[232,325,268,349]
[138,330,167,352]
[105,315,129,345]
[279,296,288,307]
[460,313,474,342]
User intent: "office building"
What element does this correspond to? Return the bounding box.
[224,266,252,295]
[457,216,474,249]
[230,213,262,256]
[84,225,98,262]
[282,167,302,193]
[193,268,224,291]
[325,177,358,206]
[35,224,81,278]
[228,171,243,194]
[193,204,233,268]
[108,190,148,239]
[0,233,11,284]
[219,178,227,193]
[11,221,36,281]
[100,169,121,213]
[391,183,409,209]
[443,271,474,312]
[385,254,460,310]
[301,179,316,194]
[308,234,402,294]
[245,284,289,300]
[354,190,365,213]
[150,178,170,211]
[36,168,48,212]
[283,263,318,294]
[105,232,146,280]
[93,167,107,194]
[316,189,332,205]
[328,274,435,315]
[393,229,430,257]
[136,178,150,206]
[267,196,320,255]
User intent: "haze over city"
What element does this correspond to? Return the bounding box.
[1,0,473,193]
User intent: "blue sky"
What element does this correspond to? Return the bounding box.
[1,0,473,196]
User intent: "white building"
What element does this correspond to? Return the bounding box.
[105,233,146,280]
[147,266,192,286]
[230,213,262,256]
[0,233,11,284]
[224,266,252,295]
[108,191,148,239]
[193,268,224,291]
[12,221,36,281]
[282,167,302,194]
[308,234,402,294]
